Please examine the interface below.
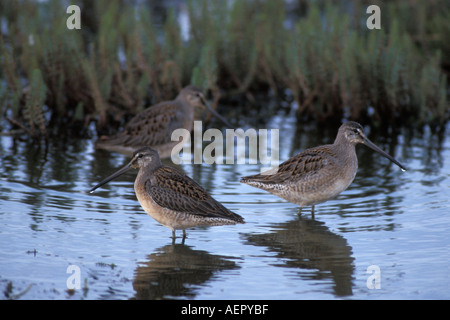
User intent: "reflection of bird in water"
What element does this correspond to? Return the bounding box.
[89,147,244,242]
[245,215,354,297]
[95,85,232,158]
[241,121,406,217]
[132,244,239,299]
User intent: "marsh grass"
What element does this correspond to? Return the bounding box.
[0,0,448,143]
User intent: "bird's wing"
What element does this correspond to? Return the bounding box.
[242,145,337,184]
[146,166,243,222]
[98,102,184,147]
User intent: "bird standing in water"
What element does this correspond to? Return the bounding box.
[241,121,406,217]
[90,147,244,242]
[95,85,232,158]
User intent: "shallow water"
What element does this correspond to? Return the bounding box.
[0,112,449,300]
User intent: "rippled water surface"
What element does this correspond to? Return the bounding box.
[0,113,449,300]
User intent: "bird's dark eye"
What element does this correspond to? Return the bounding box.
[137,154,144,159]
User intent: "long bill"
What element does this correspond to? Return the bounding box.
[363,137,407,171]
[89,162,132,193]
[203,100,233,128]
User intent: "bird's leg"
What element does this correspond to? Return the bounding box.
[311,205,315,220]
[297,206,303,216]
[181,230,187,245]
[171,230,176,244]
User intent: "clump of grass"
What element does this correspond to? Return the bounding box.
[258,2,448,126]
[0,0,448,141]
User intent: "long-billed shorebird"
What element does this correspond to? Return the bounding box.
[89,147,244,242]
[95,85,232,158]
[240,121,406,217]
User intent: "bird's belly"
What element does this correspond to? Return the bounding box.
[134,191,182,230]
[266,172,356,206]
[314,178,353,203]
[133,183,172,225]
[305,170,356,205]
[134,189,234,231]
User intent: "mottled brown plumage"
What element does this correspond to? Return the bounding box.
[145,166,242,221]
[241,121,406,216]
[95,85,231,158]
[90,147,244,241]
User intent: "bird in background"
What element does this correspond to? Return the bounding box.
[95,85,232,158]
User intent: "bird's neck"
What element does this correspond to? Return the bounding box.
[333,138,358,169]
[136,163,161,184]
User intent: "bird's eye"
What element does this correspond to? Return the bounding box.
[137,154,144,159]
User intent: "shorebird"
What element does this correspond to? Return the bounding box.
[95,85,232,158]
[240,121,406,217]
[89,147,244,242]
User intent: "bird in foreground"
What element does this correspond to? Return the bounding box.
[95,85,232,158]
[89,147,244,242]
[240,121,406,217]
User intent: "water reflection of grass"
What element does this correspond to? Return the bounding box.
[0,0,448,144]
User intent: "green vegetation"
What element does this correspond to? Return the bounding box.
[0,0,448,143]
